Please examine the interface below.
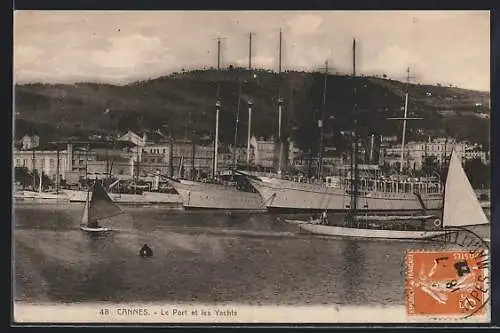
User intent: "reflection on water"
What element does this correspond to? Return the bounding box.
[340,240,363,303]
[13,203,491,306]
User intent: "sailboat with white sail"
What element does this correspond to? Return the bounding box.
[80,180,125,233]
[296,147,489,240]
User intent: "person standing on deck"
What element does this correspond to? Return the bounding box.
[321,210,328,225]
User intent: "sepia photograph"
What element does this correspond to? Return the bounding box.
[12,10,491,324]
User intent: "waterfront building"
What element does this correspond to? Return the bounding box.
[379,137,490,170]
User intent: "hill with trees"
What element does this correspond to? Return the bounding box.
[14,68,490,154]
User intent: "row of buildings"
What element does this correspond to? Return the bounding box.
[380,137,490,171]
[14,131,489,185]
[13,131,298,185]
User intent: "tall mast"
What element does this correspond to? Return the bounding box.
[190,111,196,180]
[350,38,358,214]
[217,37,222,73]
[246,32,253,165]
[246,100,253,164]
[191,140,196,180]
[352,39,356,78]
[137,143,140,187]
[277,29,284,175]
[85,143,89,183]
[387,67,422,174]
[248,32,252,70]
[232,80,242,178]
[32,149,36,191]
[212,36,225,178]
[169,135,174,177]
[318,60,328,179]
[56,146,60,193]
[232,32,253,178]
[278,29,282,73]
[109,131,116,178]
[105,147,109,179]
[214,100,221,178]
[400,68,411,173]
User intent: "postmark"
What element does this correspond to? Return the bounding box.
[405,228,490,319]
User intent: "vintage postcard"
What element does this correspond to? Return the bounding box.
[12,10,491,324]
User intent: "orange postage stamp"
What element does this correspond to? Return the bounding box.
[405,250,489,318]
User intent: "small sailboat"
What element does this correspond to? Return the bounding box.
[80,180,124,233]
[296,149,490,240]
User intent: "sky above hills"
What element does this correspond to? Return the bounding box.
[14,10,490,91]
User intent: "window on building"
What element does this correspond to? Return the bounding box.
[16,159,20,167]
[163,149,166,153]
[50,159,55,168]
[79,160,84,166]
[23,159,27,166]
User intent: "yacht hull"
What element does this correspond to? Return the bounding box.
[167,179,266,211]
[80,225,112,233]
[298,223,447,240]
[248,177,442,213]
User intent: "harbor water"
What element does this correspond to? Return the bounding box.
[13,203,490,306]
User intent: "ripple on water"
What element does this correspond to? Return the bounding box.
[14,206,490,306]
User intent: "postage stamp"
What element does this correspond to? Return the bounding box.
[405,249,490,319]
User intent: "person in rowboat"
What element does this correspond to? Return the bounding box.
[140,244,153,258]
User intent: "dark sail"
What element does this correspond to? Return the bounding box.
[87,181,123,227]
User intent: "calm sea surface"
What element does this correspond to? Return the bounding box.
[13,203,490,306]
